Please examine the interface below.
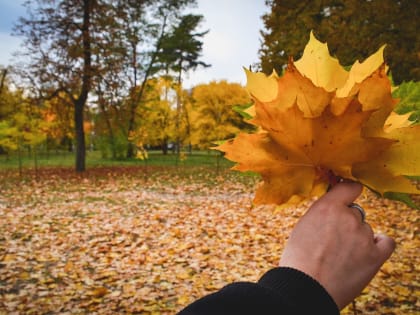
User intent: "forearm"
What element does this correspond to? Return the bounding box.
[178,267,339,315]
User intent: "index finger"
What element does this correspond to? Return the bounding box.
[317,182,363,206]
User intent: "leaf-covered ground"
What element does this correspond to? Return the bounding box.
[0,167,418,314]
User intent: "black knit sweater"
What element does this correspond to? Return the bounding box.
[178,267,339,315]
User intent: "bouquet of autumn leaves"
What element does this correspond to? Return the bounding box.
[216,32,420,207]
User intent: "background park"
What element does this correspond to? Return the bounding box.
[0,0,419,314]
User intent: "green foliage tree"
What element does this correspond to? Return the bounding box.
[393,81,420,124]
[259,0,420,84]
[157,14,210,76]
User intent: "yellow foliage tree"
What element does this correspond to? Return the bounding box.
[189,81,251,149]
[0,86,47,175]
[134,77,177,154]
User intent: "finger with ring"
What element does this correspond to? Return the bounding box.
[348,203,366,222]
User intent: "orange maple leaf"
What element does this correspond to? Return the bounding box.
[216,32,420,206]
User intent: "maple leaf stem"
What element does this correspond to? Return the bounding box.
[326,170,341,187]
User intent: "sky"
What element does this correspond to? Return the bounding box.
[0,0,268,88]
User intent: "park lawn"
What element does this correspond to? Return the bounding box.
[0,150,233,170]
[0,166,418,314]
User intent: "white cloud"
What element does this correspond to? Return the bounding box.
[204,30,237,63]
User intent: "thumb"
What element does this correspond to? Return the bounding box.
[374,234,396,263]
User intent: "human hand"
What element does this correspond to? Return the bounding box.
[279,182,395,309]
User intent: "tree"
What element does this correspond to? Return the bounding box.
[0,67,8,96]
[91,1,136,160]
[0,78,22,154]
[157,14,210,78]
[121,0,169,158]
[130,77,177,155]
[189,81,252,149]
[122,0,204,158]
[156,13,210,154]
[41,93,75,151]
[13,0,203,167]
[0,84,46,175]
[14,0,100,172]
[259,0,420,84]
[0,68,14,121]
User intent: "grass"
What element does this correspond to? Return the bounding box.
[0,149,234,170]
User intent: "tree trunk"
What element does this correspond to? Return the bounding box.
[97,91,117,159]
[106,119,117,159]
[18,138,22,179]
[75,98,86,172]
[126,41,138,159]
[0,68,7,95]
[75,0,92,172]
[175,63,183,156]
[162,137,168,155]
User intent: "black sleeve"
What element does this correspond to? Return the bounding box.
[177,267,339,315]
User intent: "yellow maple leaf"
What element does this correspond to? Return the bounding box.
[216,32,420,206]
[294,31,348,92]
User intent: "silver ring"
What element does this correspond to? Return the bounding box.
[349,203,366,222]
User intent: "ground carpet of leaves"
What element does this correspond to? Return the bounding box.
[0,167,419,314]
